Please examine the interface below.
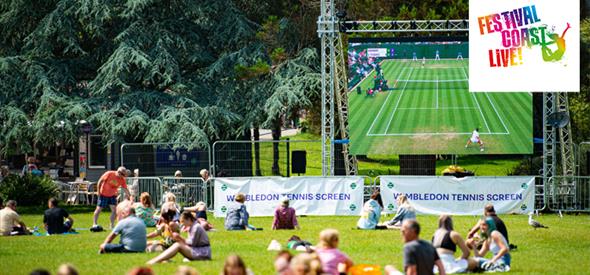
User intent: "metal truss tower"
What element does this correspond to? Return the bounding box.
[542,92,576,209]
[317,13,469,176]
[317,5,574,184]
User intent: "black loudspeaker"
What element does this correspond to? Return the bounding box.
[399,155,436,175]
[292,150,307,174]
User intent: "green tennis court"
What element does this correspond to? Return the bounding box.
[348,59,532,155]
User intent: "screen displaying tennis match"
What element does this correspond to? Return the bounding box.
[347,38,533,155]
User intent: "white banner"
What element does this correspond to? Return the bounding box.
[379,176,535,215]
[214,177,365,217]
[367,48,387,57]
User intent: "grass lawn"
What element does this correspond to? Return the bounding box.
[1,210,588,274]
[348,59,532,155]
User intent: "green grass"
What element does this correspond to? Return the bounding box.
[1,210,589,274]
[348,59,533,155]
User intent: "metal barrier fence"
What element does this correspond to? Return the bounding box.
[578,142,590,176]
[121,143,211,178]
[161,177,207,207]
[127,177,164,206]
[212,140,322,177]
[545,176,590,212]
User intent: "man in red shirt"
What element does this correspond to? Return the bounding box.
[93,166,130,229]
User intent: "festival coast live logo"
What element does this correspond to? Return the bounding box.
[469,1,579,92]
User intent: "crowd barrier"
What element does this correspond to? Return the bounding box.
[119,175,590,213]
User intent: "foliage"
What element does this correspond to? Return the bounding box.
[0,174,59,206]
[0,0,322,157]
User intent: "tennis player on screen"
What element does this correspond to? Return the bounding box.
[465,128,484,151]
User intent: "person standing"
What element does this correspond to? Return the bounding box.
[93,166,130,229]
[386,220,446,275]
[44,198,74,234]
[99,207,146,253]
[465,128,484,152]
[129,169,140,202]
[0,200,29,236]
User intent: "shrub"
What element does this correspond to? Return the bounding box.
[0,174,59,206]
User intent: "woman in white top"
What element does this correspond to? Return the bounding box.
[385,194,416,227]
[472,217,511,272]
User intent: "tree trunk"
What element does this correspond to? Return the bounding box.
[271,121,281,175]
[253,126,262,176]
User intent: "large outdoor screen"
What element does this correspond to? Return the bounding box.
[347,38,532,155]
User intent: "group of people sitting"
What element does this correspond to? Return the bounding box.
[1,163,513,274]
[356,191,512,274]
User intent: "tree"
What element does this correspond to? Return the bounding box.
[0,0,263,158]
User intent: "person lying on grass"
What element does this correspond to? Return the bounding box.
[146,211,211,264]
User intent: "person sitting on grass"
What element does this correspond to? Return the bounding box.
[432,215,477,273]
[0,200,30,236]
[56,264,78,275]
[117,196,135,223]
[146,209,180,252]
[384,194,416,227]
[315,228,354,275]
[183,201,214,231]
[385,220,446,275]
[466,204,510,250]
[44,198,74,234]
[99,207,147,253]
[147,212,211,264]
[221,254,254,275]
[272,198,299,230]
[471,217,511,272]
[161,192,181,222]
[357,190,387,230]
[225,193,257,230]
[135,192,156,227]
[289,252,323,275]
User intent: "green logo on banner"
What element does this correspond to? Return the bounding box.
[388,203,395,211]
[349,204,357,211]
[520,204,527,211]
[350,182,357,189]
[221,184,228,191]
[388,182,394,189]
[521,183,528,189]
[221,206,227,213]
